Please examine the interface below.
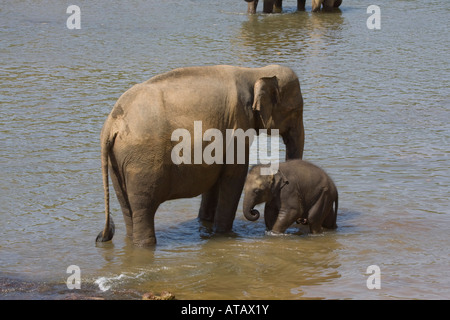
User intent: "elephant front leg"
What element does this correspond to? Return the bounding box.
[311,0,323,12]
[270,207,300,234]
[273,0,283,13]
[264,198,280,231]
[213,164,249,233]
[263,0,275,13]
[270,192,302,233]
[297,0,306,11]
[246,0,259,14]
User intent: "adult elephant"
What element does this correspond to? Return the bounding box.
[96,65,305,247]
[245,0,283,14]
[311,0,342,12]
[245,0,342,13]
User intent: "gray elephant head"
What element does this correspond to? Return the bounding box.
[242,165,289,223]
[252,67,304,160]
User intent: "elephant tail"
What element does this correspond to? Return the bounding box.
[96,126,117,243]
[333,190,339,229]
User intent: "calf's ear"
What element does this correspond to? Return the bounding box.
[271,170,289,192]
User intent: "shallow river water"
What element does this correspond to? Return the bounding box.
[1,0,449,299]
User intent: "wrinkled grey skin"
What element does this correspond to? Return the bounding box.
[245,0,342,13]
[97,65,304,247]
[243,160,338,234]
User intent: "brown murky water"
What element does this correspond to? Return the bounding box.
[1,0,449,300]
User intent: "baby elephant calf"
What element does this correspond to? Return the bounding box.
[243,159,338,234]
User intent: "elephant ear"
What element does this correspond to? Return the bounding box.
[272,169,289,193]
[252,76,280,129]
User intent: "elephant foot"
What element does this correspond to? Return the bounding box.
[133,236,157,247]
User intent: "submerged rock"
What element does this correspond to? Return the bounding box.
[142,291,175,300]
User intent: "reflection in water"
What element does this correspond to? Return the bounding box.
[91,215,343,299]
[236,10,344,64]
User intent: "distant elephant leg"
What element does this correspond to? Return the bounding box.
[334,0,342,8]
[263,0,275,13]
[198,182,220,222]
[213,164,248,232]
[273,0,282,13]
[307,188,333,234]
[323,0,335,11]
[246,0,259,14]
[297,0,306,11]
[311,0,323,12]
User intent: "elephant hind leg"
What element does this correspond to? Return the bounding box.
[297,0,306,11]
[323,0,340,11]
[307,187,334,234]
[198,182,220,223]
[311,0,322,12]
[263,0,275,13]
[109,157,133,238]
[125,170,161,247]
[273,0,283,13]
[321,206,337,229]
[246,0,259,14]
[334,0,342,8]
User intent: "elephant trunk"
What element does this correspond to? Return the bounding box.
[243,194,260,221]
